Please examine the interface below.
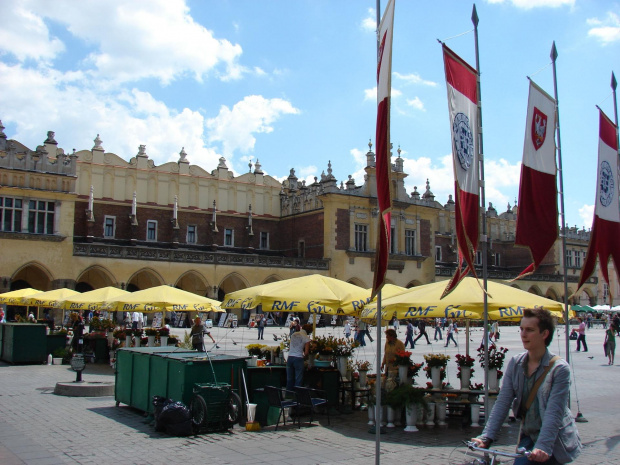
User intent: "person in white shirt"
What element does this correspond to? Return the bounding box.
[132,311,141,330]
[286,323,311,391]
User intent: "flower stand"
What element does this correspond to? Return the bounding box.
[125,335,132,347]
[147,335,156,347]
[398,365,410,385]
[435,401,447,426]
[471,404,481,427]
[368,406,375,425]
[160,335,168,346]
[460,366,471,390]
[404,404,418,432]
[386,406,397,428]
[337,356,349,379]
[425,402,436,426]
[380,406,387,426]
[431,367,442,389]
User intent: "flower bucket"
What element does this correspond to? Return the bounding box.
[398,365,410,385]
[337,356,349,379]
[148,335,156,347]
[160,336,168,346]
[368,405,375,425]
[125,335,132,347]
[471,404,481,427]
[425,402,436,426]
[386,406,397,428]
[488,368,499,391]
[359,370,368,387]
[460,366,472,391]
[436,401,447,426]
[431,367,442,389]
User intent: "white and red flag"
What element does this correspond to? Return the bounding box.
[514,80,558,279]
[441,44,480,298]
[371,0,395,299]
[575,109,620,301]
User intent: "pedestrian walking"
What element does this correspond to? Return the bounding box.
[413,318,431,345]
[257,315,266,340]
[404,320,415,349]
[392,317,400,334]
[605,323,615,365]
[344,320,352,339]
[471,308,582,464]
[576,317,588,352]
[434,318,443,341]
[445,319,458,347]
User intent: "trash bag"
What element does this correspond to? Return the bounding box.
[152,396,172,432]
[158,401,193,436]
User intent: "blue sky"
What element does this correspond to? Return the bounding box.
[1,0,619,228]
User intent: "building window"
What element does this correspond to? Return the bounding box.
[0,197,23,232]
[224,228,234,246]
[475,250,483,266]
[146,220,157,241]
[28,200,55,234]
[494,253,501,267]
[390,225,396,254]
[435,245,442,262]
[103,216,116,238]
[565,250,572,267]
[186,225,197,243]
[354,224,368,252]
[298,240,305,258]
[405,229,416,256]
[574,250,581,268]
[260,231,269,250]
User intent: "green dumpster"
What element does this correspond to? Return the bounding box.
[46,333,68,356]
[115,347,249,414]
[1,323,48,364]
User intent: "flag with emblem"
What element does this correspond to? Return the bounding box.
[575,109,620,301]
[371,0,395,299]
[514,80,558,279]
[441,44,480,298]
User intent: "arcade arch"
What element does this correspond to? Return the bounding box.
[126,268,164,292]
[175,271,210,296]
[11,262,53,291]
[75,265,116,291]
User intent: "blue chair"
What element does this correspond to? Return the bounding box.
[264,385,300,430]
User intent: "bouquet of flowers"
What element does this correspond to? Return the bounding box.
[393,350,412,367]
[159,327,170,337]
[477,346,509,369]
[355,360,372,371]
[455,353,476,379]
[246,344,266,357]
[423,353,450,381]
[144,327,158,336]
[409,362,424,379]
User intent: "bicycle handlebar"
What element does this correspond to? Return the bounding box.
[465,441,532,459]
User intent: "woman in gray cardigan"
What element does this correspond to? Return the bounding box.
[472,308,582,464]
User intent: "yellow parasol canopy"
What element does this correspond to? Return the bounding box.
[103,285,223,313]
[222,274,367,315]
[0,288,41,305]
[20,288,80,308]
[61,287,130,311]
[360,277,566,321]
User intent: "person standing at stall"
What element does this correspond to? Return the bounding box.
[286,322,310,392]
[380,329,405,377]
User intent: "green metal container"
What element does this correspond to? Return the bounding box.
[0,323,47,364]
[46,333,68,357]
[115,347,248,414]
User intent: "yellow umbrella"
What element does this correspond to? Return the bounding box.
[20,288,80,308]
[61,287,130,312]
[360,277,564,321]
[222,274,367,315]
[104,285,222,313]
[0,288,41,305]
[358,284,407,323]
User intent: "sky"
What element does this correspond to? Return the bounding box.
[1,0,619,229]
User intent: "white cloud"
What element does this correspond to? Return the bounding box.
[6,0,245,85]
[206,95,300,159]
[361,8,376,32]
[486,0,574,8]
[393,72,437,87]
[587,12,620,45]
[0,4,65,63]
[406,97,425,111]
[578,204,594,229]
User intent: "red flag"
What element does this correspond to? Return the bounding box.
[441,44,480,298]
[513,80,558,279]
[371,0,395,299]
[575,109,620,302]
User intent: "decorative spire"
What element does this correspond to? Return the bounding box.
[411,186,420,200]
[368,139,373,151]
[0,120,6,139]
[218,157,227,169]
[93,134,103,150]
[248,159,253,173]
[178,147,187,162]
[397,145,402,159]
[254,159,263,174]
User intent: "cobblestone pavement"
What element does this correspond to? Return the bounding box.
[0,323,618,464]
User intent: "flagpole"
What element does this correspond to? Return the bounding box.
[612,72,619,161]
[471,3,490,422]
[551,42,571,366]
[375,2,382,462]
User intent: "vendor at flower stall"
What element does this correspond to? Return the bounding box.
[381,329,405,377]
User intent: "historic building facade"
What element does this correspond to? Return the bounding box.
[0,125,601,321]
